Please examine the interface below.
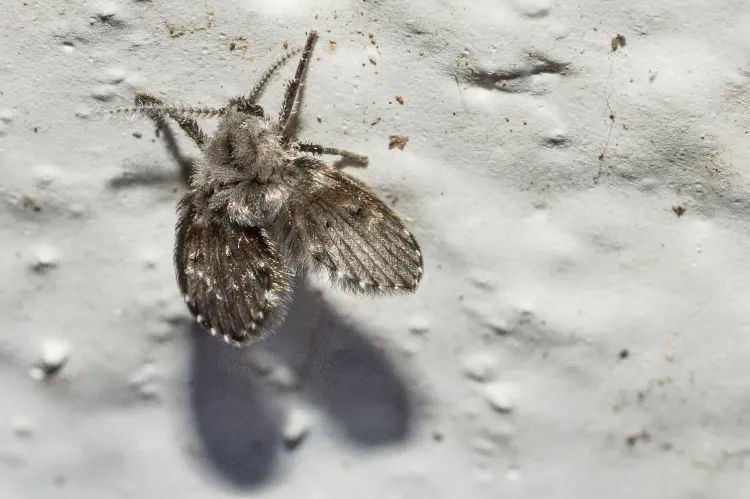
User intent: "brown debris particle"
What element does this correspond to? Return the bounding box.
[166,24,186,38]
[22,195,41,212]
[283,40,288,50]
[388,135,409,150]
[611,34,627,51]
[672,203,687,217]
[165,7,214,39]
[395,94,405,105]
[328,39,337,51]
[229,36,248,52]
[368,31,376,44]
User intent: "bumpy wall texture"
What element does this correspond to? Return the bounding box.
[1,1,749,498]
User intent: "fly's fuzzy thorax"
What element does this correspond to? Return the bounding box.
[205,109,290,183]
[248,118,292,181]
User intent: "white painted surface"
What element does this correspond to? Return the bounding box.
[1,1,749,498]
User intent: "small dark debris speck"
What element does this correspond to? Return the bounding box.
[626,428,651,447]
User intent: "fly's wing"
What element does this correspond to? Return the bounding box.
[174,192,293,346]
[288,157,423,294]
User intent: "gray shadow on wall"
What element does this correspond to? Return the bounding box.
[187,322,280,488]
[187,281,414,488]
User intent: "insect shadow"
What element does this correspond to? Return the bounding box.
[187,280,414,488]
[106,120,196,190]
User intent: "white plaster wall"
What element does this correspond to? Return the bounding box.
[1,1,749,498]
